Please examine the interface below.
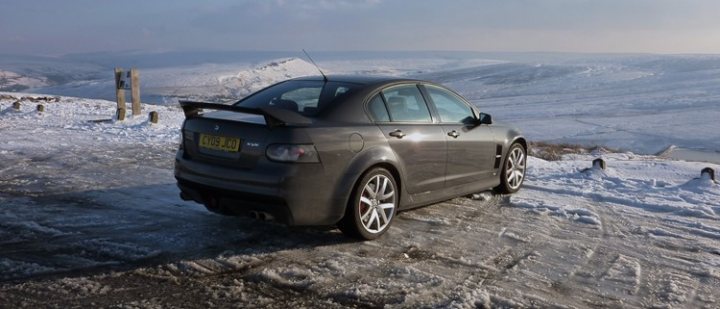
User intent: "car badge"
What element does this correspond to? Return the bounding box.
[214,124,220,132]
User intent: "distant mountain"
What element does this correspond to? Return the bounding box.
[0,53,107,91]
[0,70,48,91]
[141,57,320,102]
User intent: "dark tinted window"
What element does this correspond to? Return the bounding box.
[381,85,432,122]
[367,94,390,122]
[426,85,474,123]
[234,80,358,116]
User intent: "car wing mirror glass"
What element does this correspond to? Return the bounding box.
[478,112,492,125]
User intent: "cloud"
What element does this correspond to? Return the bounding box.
[1,0,720,54]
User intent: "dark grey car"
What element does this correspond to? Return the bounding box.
[175,76,527,239]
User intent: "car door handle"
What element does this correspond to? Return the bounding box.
[388,129,405,138]
[447,130,460,138]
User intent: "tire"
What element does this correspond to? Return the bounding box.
[495,143,527,194]
[338,167,398,240]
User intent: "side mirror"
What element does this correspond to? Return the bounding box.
[478,112,492,125]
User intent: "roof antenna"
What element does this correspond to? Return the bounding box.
[302,49,328,82]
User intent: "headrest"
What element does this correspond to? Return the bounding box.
[275,99,298,112]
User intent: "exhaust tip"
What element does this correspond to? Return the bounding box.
[248,211,274,221]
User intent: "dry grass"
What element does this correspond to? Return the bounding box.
[0,94,60,102]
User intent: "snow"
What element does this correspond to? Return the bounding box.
[1,55,720,307]
[28,56,497,104]
[515,154,720,222]
[0,92,184,148]
[12,52,720,157]
[435,59,720,155]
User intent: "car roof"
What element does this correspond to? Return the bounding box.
[291,75,421,85]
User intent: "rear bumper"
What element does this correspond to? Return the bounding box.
[174,150,347,226]
[177,177,294,223]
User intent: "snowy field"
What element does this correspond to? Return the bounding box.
[8,52,720,155]
[0,54,719,307]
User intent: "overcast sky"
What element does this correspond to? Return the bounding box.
[1,0,720,56]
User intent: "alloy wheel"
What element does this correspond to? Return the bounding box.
[505,146,526,190]
[358,174,396,234]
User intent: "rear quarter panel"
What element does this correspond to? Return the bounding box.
[305,123,404,216]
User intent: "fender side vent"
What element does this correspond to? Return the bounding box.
[493,144,503,169]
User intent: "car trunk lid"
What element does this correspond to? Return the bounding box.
[180,101,312,169]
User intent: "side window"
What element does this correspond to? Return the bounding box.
[426,85,474,123]
[367,94,390,122]
[381,85,432,122]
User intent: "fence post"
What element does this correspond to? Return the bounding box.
[114,67,126,121]
[130,68,141,116]
[702,167,715,182]
[149,111,158,124]
[593,158,606,170]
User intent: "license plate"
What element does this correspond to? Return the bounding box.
[199,134,241,152]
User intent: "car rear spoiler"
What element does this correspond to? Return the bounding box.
[179,101,312,127]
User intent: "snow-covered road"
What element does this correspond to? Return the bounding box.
[1,95,718,307]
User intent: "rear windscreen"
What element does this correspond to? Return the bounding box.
[234,80,359,117]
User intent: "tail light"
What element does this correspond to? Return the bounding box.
[266,144,319,163]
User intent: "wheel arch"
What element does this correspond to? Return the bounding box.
[336,159,402,240]
[499,135,527,171]
[496,125,527,158]
[512,136,528,152]
[494,133,528,194]
[345,161,404,208]
[361,162,402,200]
[331,146,405,222]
